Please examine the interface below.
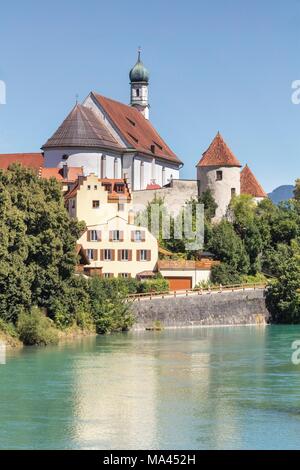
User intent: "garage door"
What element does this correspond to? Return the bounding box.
[165,277,192,291]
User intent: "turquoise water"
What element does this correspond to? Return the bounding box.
[1,325,300,450]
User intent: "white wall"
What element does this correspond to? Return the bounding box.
[198,165,241,221]
[159,269,211,288]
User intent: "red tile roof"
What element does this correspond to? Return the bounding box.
[0,153,44,171]
[240,165,267,198]
[146,183,161,190]
[65,177,131,202]
[40,166,83,182]
[197,132,241,167]
[92,93,182,165]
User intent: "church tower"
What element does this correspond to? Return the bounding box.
[129,48,150,119]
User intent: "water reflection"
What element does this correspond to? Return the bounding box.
[1,326,300,449]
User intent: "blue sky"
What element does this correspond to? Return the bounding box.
[0,0,299,192]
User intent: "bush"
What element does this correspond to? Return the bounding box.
[211,263,242,285]
[17,307,59,346]
[0,318,18,339]
[88,277,134,334]
[138,277,169,293]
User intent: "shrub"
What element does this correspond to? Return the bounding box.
[211,263,242,285]
[138,278,169,293]
[17,307,59,346]
[88,277,134,334]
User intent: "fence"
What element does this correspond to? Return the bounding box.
[127,283,267,302]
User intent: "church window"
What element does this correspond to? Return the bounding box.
[92,200,100,209]
[151,144,155,154]
[216,171,223,181]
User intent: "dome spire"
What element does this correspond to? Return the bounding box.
[129,48,150,119]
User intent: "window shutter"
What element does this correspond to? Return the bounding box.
[147,250,151,261]
[128,250,132,261]
[94,249,98,261]
[131,231,135,242]
[120,231,124,242]
[109,231,113,242]
[118,250,121,261]
[87,230,91,241]
[136,250,140,261]
[111,250,115,261]
[97,230,102,241]
[141,231,146,242]
[100,250,104,261]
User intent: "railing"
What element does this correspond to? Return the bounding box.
[127,283,267,302]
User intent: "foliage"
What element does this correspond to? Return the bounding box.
[17,307,59,346]
[88,277,134,334]
[198,189,217,222]
[266,257,300,323]
[0,164,83,324]
[138,277,169,293]
[211,263,243,285]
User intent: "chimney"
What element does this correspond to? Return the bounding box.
[128,210,135,225]
[62,164,68,180]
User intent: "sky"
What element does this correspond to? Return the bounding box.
[0,0,299,192]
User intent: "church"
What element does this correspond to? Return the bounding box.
[42,50,182,191]
[0,51,267,220]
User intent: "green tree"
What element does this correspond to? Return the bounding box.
[0,165,83,323]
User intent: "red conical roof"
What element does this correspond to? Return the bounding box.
[240,164,267,198]
[197,132,241,167]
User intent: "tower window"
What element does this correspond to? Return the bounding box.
[231,188,236,197]
[216,171,223,181]
[136,88,140,97]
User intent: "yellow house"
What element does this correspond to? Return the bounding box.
[65,174,158,278]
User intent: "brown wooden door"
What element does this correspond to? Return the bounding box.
[165,277,192,291]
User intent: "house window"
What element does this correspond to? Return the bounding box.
[119,273,130,278]
[116,184,124,193]
[118,203,125,212]
[90,230,99,241]
[104,249,112,261]
[216,171,223,181]
[92,200,100,209]
[71,200,75,209]
[94,185,98,190]
[231,188,236,197]
[112,230,120,241]
[121,250,129,261]
[140,250,148,261]
[87,249,96,260]
[103,273,113,278]
[87,185,91,190]
[132,230,145,242]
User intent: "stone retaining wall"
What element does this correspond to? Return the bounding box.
[131,289,269,329]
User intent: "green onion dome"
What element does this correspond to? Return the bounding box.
[129,50,149,83]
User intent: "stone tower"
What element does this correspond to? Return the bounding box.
[197,132,242,221]
[129,48,150,120]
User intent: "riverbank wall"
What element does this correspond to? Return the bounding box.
[131,288,269,329]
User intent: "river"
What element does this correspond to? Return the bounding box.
[1,325,300,450]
